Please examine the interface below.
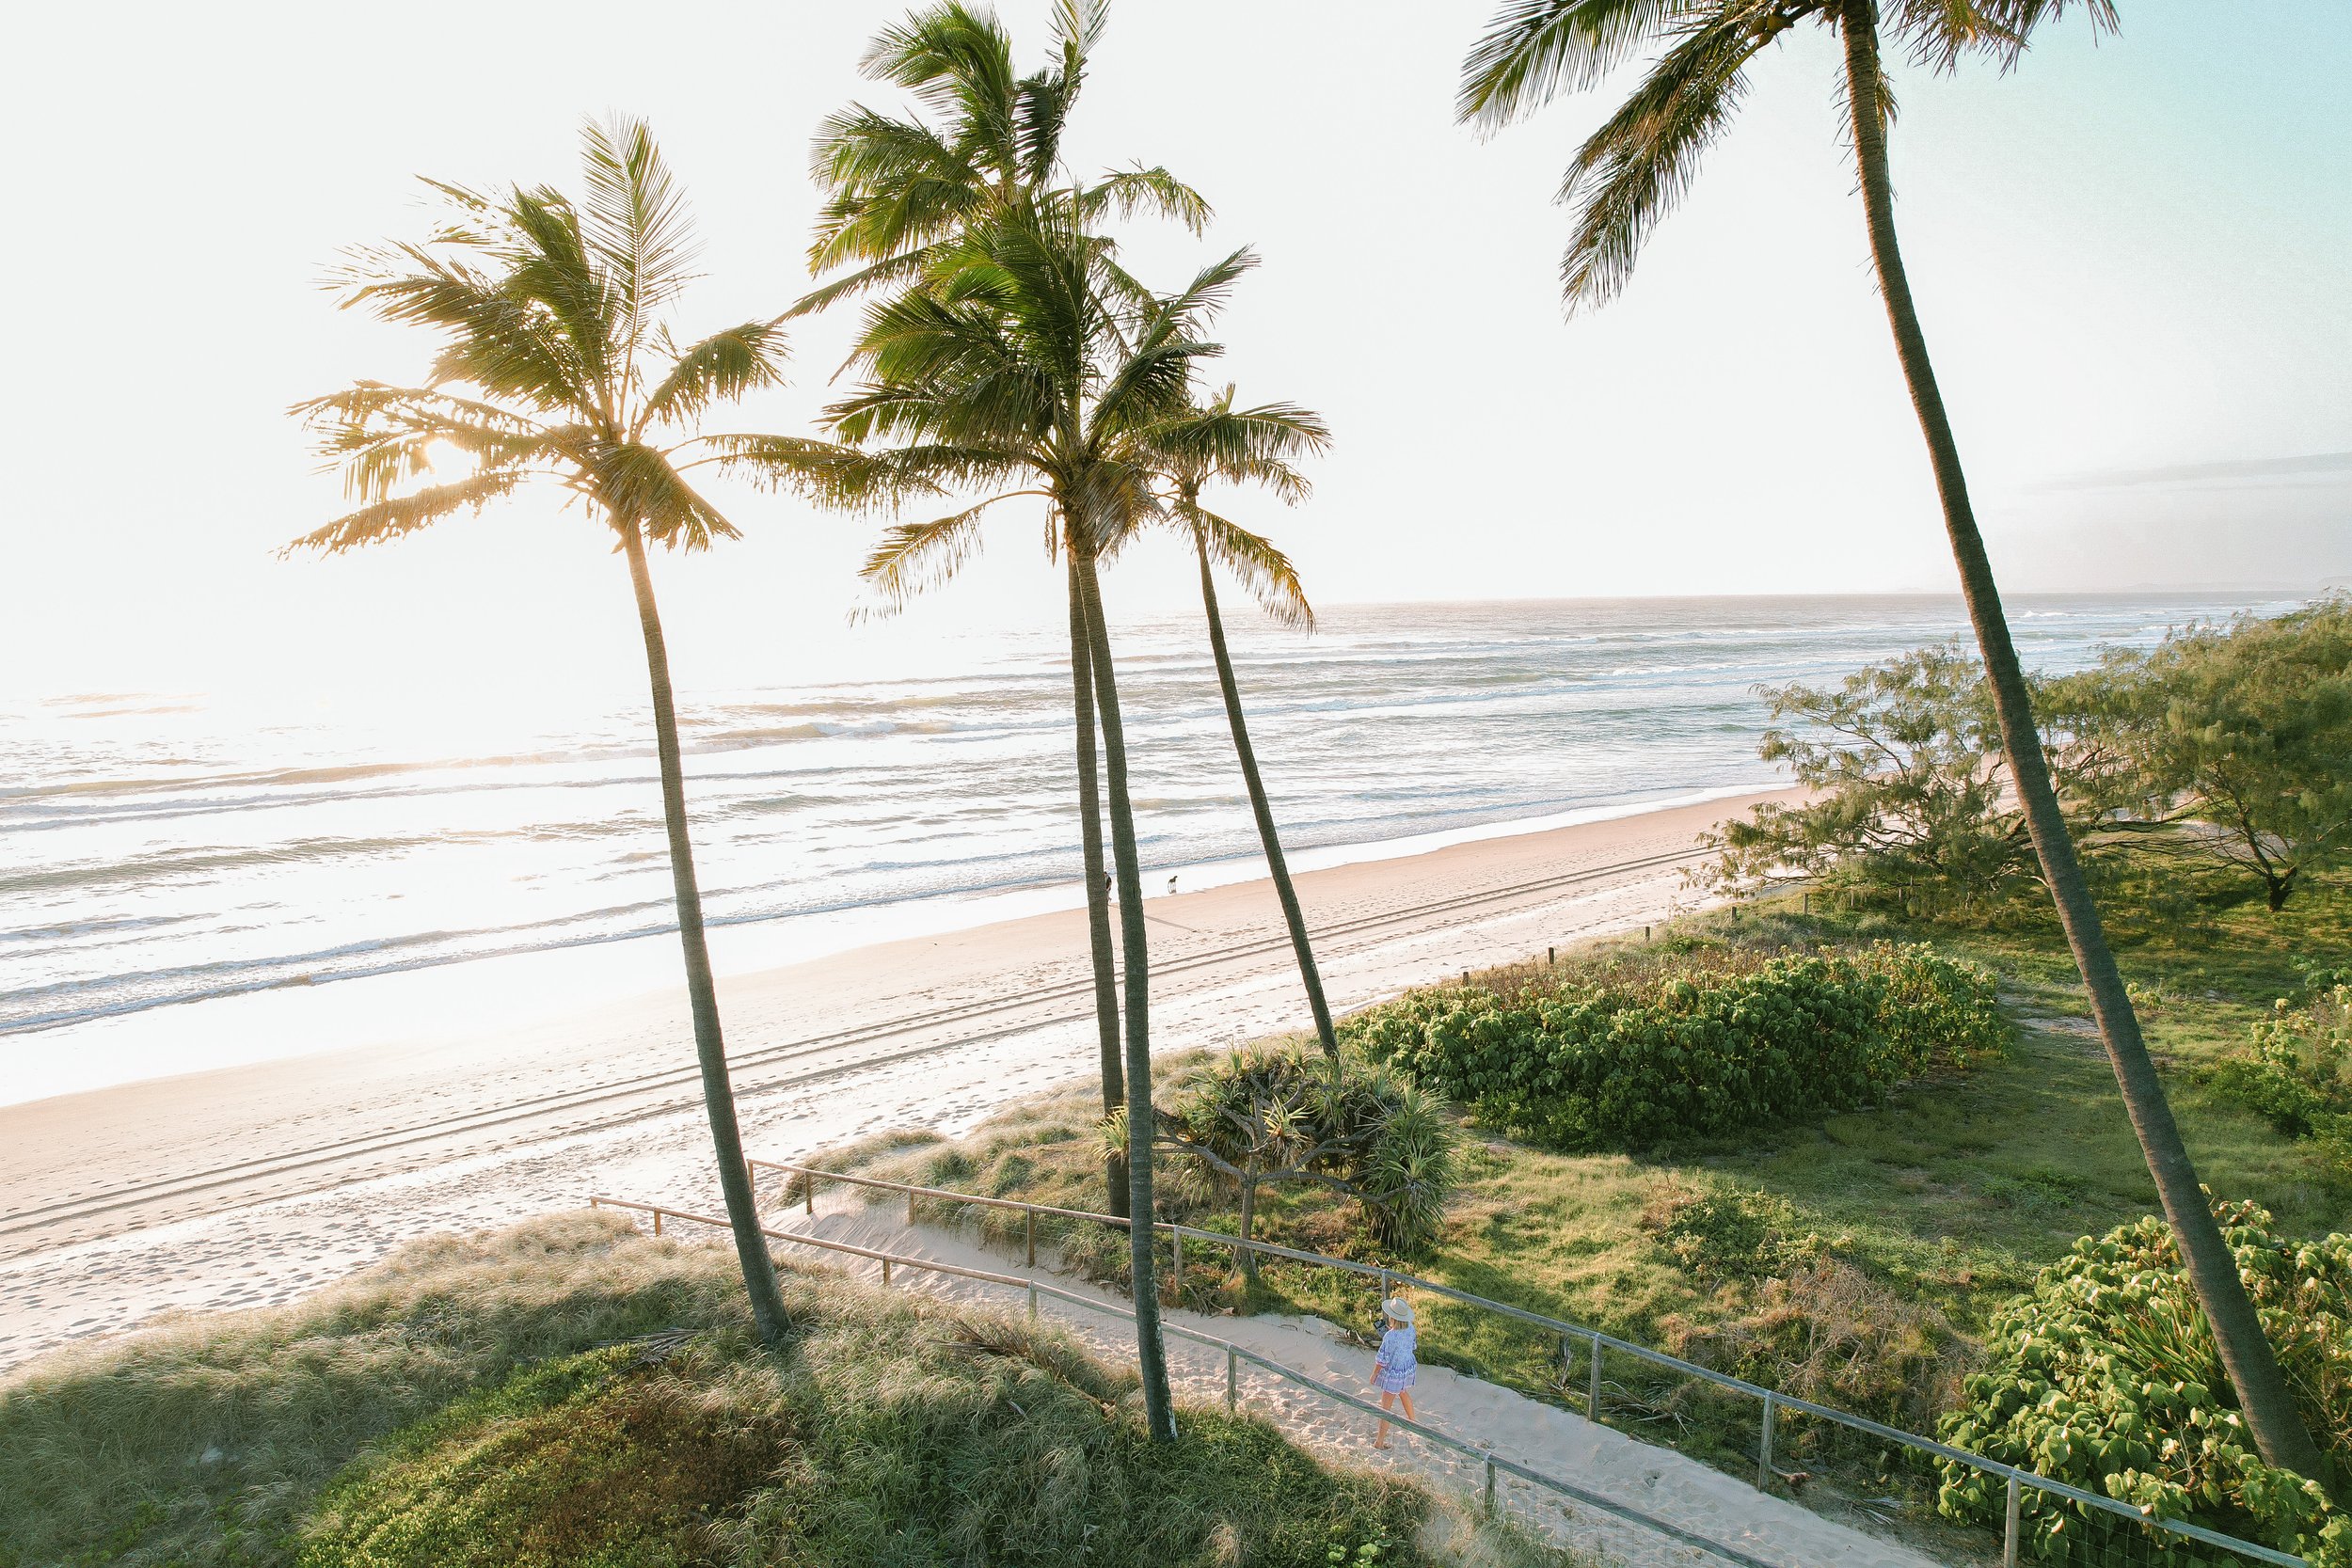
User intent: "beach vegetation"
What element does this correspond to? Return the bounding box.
[1935,1202,2352,1563]
[1341,942,2004,1151]
[1126,1044,1457,1272]
[2212,974,2352,1184]
[1707,601,2352,919]
[280,119,835,1344]
[796,886,2352,1542]
[1456,0,2333,1485]
[0,1212,1565,1568]
[2064,598,2352,912]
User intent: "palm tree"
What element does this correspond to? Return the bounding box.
[1151,390,1343,1058]
[801,0,1208,1217]
[829,195,1243,1442]
[284,119,822,1347]
[1456,0,2330,1483]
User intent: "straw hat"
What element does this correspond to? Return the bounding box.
[1382,1296,1414,1327]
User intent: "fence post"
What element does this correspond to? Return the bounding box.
[882,1257,892,1287]
[2003,1473,2021,1568]
[653,1208,663,1237]
[804,1172,815,1217]
[1226,1345,1238,1411]
[1027,1281,1038,1320]
[1170,1229,1183,1297]
[908,1188,917,1227]
[1483,1455,1497,1513]
[1025,1210,1037,1267]
[1756,1392,1776,1491]
[1587,1331,1603,1419]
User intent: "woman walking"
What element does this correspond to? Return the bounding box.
[1370,1296,1418,1449]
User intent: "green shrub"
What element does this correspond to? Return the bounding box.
[2215,979,2352,1181]
[1934,1201,2352,1564]
[1342,942,2002,1150]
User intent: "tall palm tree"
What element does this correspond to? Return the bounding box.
[1456,0,2330,1483]
[1152,390,1343,1058]
[801,0,1208,1216]
[831,196,1246,1442]
[284,119,820,1347]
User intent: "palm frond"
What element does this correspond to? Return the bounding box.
[595,440,740,552]
[640,318,789,432]
[857,496,1023,611]
[1080,166,1214,235]
[1887,0,2115,72]
[1458,0,1699,128]
[294,383,554,501]
[1192,506,1314,629]
[334,240,591,414]
[280,468,531,557]
[1555,1,1771,310]
[580,116,700,357]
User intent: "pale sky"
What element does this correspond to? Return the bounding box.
[4,1,2347,705]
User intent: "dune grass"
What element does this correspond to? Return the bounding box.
[0,1210,1578,1568]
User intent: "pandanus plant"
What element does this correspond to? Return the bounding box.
[285,119,845,1347]
[1457,0,2332,1485]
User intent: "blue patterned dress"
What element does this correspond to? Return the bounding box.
[1375,1325,1418,1393]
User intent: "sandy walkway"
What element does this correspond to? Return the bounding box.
[0,792,1786,1374]
[751,1196,1949,1568]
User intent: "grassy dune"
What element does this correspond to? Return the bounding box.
[0,1212,1569,1568]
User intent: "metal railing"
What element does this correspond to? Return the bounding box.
[589,1190,1788,1568]
[742,1160,2308,1568]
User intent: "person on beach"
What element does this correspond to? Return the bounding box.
[1370,1296,1418,1448]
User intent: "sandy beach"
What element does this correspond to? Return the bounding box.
[0,790,1786,1376]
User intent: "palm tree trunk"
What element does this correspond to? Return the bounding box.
[1072,535,1177,1441]
[1195,532,1339,1058]
[1067,546,1130,1217]
[619,521,790,1348]
[1836,0,2328,1487]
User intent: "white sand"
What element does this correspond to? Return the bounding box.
[0,792,1788,1373]
[755,1195,1948,1568]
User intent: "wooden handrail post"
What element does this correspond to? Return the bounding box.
[1025,1210,1037,1267]
[804,1170,815,1217]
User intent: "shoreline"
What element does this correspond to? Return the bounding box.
[0,787,1788,1374]
[2,782,1775,1110]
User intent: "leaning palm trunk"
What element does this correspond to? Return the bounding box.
[1072,535,1177,1441]
[620,522,791,1347]
[1066,547,1130,1216]
[1193,531,1339,1058]
[1836,0,2328,1485]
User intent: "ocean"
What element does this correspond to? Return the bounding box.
[0,592,2290,1103]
